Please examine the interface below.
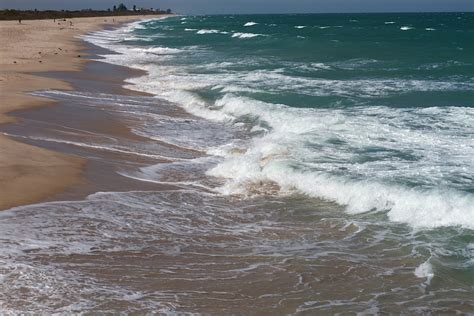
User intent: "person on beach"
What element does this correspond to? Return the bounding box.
[18,19,22,24]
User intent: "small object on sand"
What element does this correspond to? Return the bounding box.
[58,48,62,50]
[13,61,17,64]
[38,51,41,54]
[18,19,22,24]
[54,52,58,55]
[39,60,42,63]
[77,55,81,58]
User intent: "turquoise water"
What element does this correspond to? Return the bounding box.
[104,13,474,226]
[137,13,474,108]
[89,14,474,307]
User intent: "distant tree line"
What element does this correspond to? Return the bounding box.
[0,4,173,20]
[111,3,171,14]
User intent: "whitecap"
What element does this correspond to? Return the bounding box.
[244,22,258,27]
[132,46,183,54]
[232,32,264,39]
[201,94,474,230]
[310,63,332,70]
[81,19,474,232]
[197,29,221,34]
[400,26,414,31]
[132,24,147,30]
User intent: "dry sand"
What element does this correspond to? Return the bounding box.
[0,15,160,210]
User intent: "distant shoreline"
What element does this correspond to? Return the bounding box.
[0,9,173,21]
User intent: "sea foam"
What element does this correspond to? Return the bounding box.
[244,22,258,27]
[202,94,474,229]
[82,18,474,231]
[415,258,435,284]
[232,32,264,39]
[197,29,221,34]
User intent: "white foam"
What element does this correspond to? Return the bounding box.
[202,94,474,229]
[384,21,396,24]
[244,22,258,27]
[232,32,264,39]
[132,46,183,54]
[123,35,153,42]
[5,133,178,161]
[295,25,306,29]
[414,259,434,284]
[400,26,414,31]
[309,63,332,70]
[82,19,474,231]
[197,29,221,34]
[132,24,147,30]
[425,27,436,31]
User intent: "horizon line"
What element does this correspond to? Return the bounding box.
[1,9,473,14]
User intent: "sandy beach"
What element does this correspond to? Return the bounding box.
[0,15,160,210]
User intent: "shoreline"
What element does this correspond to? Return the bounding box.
[0,13,472,314]
[0,15,165,210]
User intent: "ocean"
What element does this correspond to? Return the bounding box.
[1,13,473,313]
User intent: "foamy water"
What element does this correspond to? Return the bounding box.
[83,14,474,230]
[0,13,472,313]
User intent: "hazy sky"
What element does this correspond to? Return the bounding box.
[0,0,473,14]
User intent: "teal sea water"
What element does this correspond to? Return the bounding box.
[87,12,474,309]
[0,13,473,313]
[95,13,474,227]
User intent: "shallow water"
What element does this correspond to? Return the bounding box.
[1,189,473,314]
[0,13,473,313]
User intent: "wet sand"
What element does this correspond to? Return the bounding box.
[0,15,166,210]
[2,42,184,203]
